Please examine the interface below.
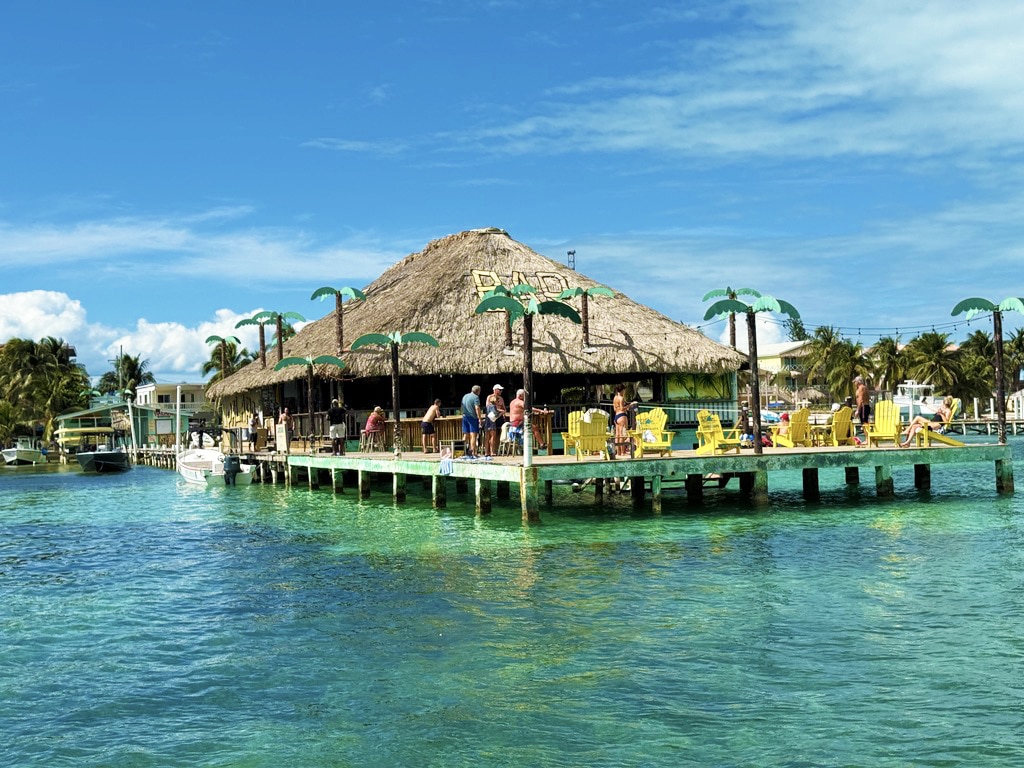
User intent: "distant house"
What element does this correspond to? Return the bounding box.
[206,228,746,429]
[54,400,153,456]
[756,341,817,406]
[135,382,211,447]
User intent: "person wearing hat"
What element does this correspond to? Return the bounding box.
[327,398,348,455]
[362,406,386,451]
[483,384,507,456]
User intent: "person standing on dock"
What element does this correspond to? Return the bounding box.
[484,384,507,456]
[854,376,871,443]
[421,399,442,453]
[327,399,348,455]
[613,384,637,456]
[248,412,260,452]
[461,385,483,457]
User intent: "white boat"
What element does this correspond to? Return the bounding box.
[2,436,47,466]
[77,445,131,473]
[892,380,943,420]
[177,448,253,487]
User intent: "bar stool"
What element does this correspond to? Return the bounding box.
[360,430,386,452]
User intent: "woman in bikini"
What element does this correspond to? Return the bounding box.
[900,397,953,447]
[612,384,637,456]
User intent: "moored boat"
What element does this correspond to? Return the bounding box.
[2,437,47,466]
[177,448,253,487]
[76,445,131,473]
[892,380,943,420]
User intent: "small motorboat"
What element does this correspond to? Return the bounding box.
[76,445,131,473]
[2,436,47,466]
[177,448,253,487]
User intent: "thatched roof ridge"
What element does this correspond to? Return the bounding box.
[207,228,743,398]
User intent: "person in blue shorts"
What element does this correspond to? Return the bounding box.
[461,385,482,456]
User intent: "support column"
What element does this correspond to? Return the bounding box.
[802,467,819,501]
[686,473,703,504]
[914,463,931,490]
[475,478,491,515]
[752,470,768,506]
[432,474,447,508]
[544,480,553,504]
[594,477,604,502]
[652,475,662,514]
[496,481,510,499]
[358,469,371,499]
[997,458,1015,494]
[331,468,344,493]
[393,473,406,503]
[875,465,894,497]
[845,466,860,485]
[520,466,540,523]
[739,472,754,496]
[455,478,468,494]
[630,476,645,507]
[308,466,319,490]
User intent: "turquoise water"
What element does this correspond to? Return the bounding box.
[3,443,1024,767]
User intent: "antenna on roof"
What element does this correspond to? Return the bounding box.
[567,250,576,270]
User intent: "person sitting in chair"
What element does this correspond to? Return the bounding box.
[900,397,954,447]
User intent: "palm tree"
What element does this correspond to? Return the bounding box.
[869,336,904,394]
[310,286,367,356]
[262,311,305,363]
[235,311,277,369]
[803,326,843,391]
[701,287,761,349]
[273,354,346,433]
[99,352,155,400]
[475,285,581,476]
[823,339,871,401]
[204,335,241,384]
[902,332,961,391]
[556,285,614,351]
[350,332,440,454]
[952,296,1024,443]
[704,293,799,455]
[1005,327,1024,393]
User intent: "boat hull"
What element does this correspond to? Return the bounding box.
[77,449,131,473]
[2,448,47,465]
[177,449,253,487]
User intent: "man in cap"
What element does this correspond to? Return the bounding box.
[461,385,483,457]
[327,398,348,455]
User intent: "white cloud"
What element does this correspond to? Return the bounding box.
[0,290,91,340]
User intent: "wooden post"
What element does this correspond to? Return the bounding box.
[476,478,491,515]
[393,472,406,503]
[630,476,645,507]
[331,468,344,493]
[358,469,371,499]
[802,467,819,501]
[845,466,859,485]
[455,478,468,494]
[521,466,540,523]
[914,463,931,490]
[875,465,894,497]
[308,466,319,490]
[996,458,1015,494]
[594,477,604,501]
[544,479,553,504]
[752,470,768,505]
[686,473,703,504]
[652,475,662,514]
[496,480,510,499]
[432,474,447,508]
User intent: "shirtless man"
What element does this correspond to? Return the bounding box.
[854,376,871,442]
[421,399,442,453]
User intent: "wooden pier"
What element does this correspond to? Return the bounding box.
[267,442,1013,522]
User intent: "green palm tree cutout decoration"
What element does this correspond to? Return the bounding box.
[350,331,440,454]
[704,294,800,455]
[951,296,1024,444]
[205,335,241,384]
[274,354,346,433]
[475,284,581,481]
[557,285,615,352]
[254,311,305,362]
[310,286,367,356]
[701,287,761,349]
[235,311,277,369]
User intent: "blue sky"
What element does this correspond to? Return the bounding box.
[3,0,1023,382]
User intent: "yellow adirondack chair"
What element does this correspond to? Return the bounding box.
[915,398,965,447]
[865,400,901,447]
[630,407,675,457]
[695,409,742,455]
[823,406,857,446]
[769,407,812,448]
[560,410,612,460]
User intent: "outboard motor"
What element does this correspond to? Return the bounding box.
[223,454,242,486]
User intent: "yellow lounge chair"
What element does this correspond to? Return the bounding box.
[822,406,857,446]
[865,400,901,447]
[630,407,675,457]
[769,407,812,448]
[695,409,742,455]
[915,398,965,447]
[560,410,612,460]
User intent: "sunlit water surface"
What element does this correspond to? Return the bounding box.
[3,441,1024,766]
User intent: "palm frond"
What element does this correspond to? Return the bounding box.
[703,299,748,320]
[311,355,346,367]
[475,296,525,318]
[536,301,582,323]
[274,357,309,370]
[351,333,394,350]
[951,297,996,316]
[399,332,440,347]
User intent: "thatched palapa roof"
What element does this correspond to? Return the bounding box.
[207,228,743,398]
